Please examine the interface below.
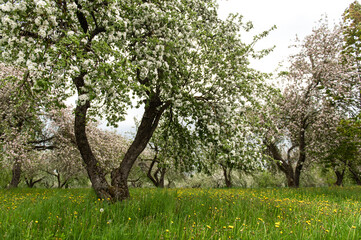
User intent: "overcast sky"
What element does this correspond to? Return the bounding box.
[217,0,355,72]
[111,0,355,136]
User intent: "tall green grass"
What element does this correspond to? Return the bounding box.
[1,187,360,239]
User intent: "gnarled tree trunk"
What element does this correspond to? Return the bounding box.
[74,74,112,200]
[73,69,169,201]
[334,169,345,186]
[9,160,21,188]
[348,164,361,185]
[267,142,298,187]
[147,158,167,188]
[111,95,169,201]
[25,177,44,188]
[220,163,232,188]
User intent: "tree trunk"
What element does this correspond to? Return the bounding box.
[348,164,361,185]
[334,170,345,186]
[147,158,167,188]
[73,74,112,200]
[74,72,169,201]
[285,166,297,187]
[9,160,21,188]
[294,127,307,188]
[267,142,296,187]
[25,177,43,188]
[111,96,169,200]
[220,164,232,188]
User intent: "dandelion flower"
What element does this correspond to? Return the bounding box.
[99,208,104,213]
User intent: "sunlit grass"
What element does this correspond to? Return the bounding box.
[1,187,361,239]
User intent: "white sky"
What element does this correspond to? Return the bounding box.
[110,0,355,136]
[217,0,354,73]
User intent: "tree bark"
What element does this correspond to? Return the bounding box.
[25,177,43,188]
[334,170,345,186]
[111,95,169,200]
[348,164,361,185]
[294,127,306,188]
[9,160,21,188]
[267,142,297,187]
[73,74,112,200]
[220,163,232,188]
[147,157,167,188]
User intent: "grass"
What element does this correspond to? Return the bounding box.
[1,187,361,239]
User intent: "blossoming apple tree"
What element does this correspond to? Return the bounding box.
[264,21,357,187]
[0,0,271,201]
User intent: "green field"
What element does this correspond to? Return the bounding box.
[1,187,361,239]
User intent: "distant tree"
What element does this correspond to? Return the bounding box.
[0,63,47,188]
[265,21,355,187]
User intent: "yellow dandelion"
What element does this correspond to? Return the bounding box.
[352,226,356,229]
[228,225,234,229]
[206,225,211,229]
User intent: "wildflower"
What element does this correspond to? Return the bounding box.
[228,225,234,229]
[275,222,280,228]
[99,208,104,213]
[206,225,211,229]
[258,218,263,222]
[35,221,38,223]
[352,226,356,229]
[165,229,169,233]
[128,217,131,221]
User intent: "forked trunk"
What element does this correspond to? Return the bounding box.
[25,177,43,188]
[111,96,169,200]
[268,142,297,188]
[147,158,167,188]
[9,160,21,188]
[74,72,169,201]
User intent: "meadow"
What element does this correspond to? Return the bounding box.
[1,187,361,239]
